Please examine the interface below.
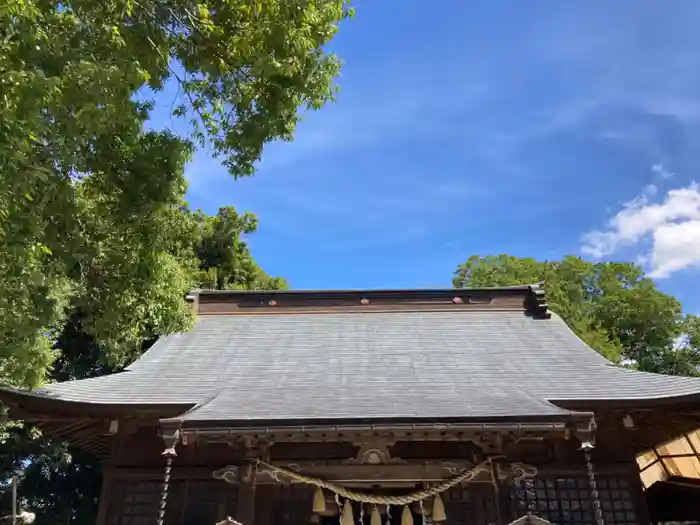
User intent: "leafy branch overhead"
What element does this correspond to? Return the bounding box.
[0,0,346,387]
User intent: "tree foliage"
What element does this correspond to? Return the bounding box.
[0,0,348,387]
[454,254,700,376]
[2,0,339,518]
[0,202,286,524]
[194,207,288,290]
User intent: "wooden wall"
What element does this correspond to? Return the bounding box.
[101,471,646,525]
[97,412,662,525]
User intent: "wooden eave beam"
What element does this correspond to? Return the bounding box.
[552,395,700,411]
[181,421,570,449]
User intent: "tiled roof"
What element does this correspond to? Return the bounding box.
[13,304,700,425]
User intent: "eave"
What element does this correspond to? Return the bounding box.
[0,385,193,458]
[0,385,193,419]
[551,393,700,411]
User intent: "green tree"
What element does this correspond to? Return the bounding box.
[1,0,348,387]
[2,0,334,519]
[0,203,285,525]
[194,206,288,290]
[453,254,700,376]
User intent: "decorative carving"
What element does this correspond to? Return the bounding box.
[342,436,405,465]
[436,461,469,476]
[506,462,538,483]
[243,435,274,458]
[469,432,507,454]
[213,466,240,484]
[255,461,318,483]
[213,459,537,487]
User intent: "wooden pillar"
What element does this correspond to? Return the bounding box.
[97,427,125,525]
[488,457,515,525]
[619,417,652,525]
[11,475,17,525]
[237,461,258,525]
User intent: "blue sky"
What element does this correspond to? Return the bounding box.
[151,1,700,313]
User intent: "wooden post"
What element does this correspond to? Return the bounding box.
[11,475,17,525]
[97,430,125,525]
[237,462,258,525]
[488,458,515,525]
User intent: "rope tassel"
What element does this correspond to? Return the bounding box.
[432,494,446,522]
[370,506,382,525]
[313,488,327,514]
[401,506,413,525]
[340,501,354,525]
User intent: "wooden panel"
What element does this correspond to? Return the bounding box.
[254,484,314,525]
[392,440,481,459]
[106,480,161,525]
[181,480,239,525]
[270,442,358,461]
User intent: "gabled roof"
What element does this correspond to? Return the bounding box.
[3,286,700,429]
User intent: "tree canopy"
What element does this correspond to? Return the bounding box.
[454,254,700,376]
[0,0,348,388]
[0,203,287,524]
[1,1,344,521]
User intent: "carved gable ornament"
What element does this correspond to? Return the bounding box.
[342,436,405,465]
[508,514,552,525]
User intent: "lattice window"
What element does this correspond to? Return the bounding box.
[180,480,239,525]
[596,477,636,525]
[107,479,238,525]
[442,485,498,525]
[510,476,637,525]
[107,481,161,525]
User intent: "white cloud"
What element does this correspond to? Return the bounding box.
[581,182,700,278]
[652,163,675,180]
[649,220,700,278]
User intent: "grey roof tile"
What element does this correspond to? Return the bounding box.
[28,309,700,422]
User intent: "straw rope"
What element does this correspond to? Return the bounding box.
[255,459,490,505]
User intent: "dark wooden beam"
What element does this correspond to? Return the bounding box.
[96,432,123,525]
[236,462,257,525]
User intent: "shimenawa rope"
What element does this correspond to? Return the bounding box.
[255,459,489,505]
